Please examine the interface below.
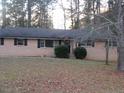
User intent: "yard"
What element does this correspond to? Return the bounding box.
[0,57,124,93]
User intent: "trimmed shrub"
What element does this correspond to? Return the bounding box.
[54,45,70,58]
[74,47,87,59]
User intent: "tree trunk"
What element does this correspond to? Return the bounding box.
[106,39,109,65]
[70,0,74,28]
[76,0,80,28]
[27,0,31,27]
[2,0,6,28]
[117,47,124,71]
[117,0,124,71]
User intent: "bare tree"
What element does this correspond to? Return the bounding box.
[108,0,114,10]
[82,0,124,71]
[65,0,75,29]
[60,0,67,29]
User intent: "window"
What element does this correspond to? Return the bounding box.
[0,38,4,45]
[45,40,53,47]
[14,39,27,46]
[109,41,117,47]
[38,39,45,48]
[78,40,95,47]
[87,40,93,46]
[38,40,62,48]
[17,39,24,45]
[106,40,117,47]
[38,39,54,48]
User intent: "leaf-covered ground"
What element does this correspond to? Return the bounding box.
[0,57,124,93]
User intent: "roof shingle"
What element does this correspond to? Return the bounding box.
[0,27,117,41]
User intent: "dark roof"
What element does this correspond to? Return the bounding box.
[0,27,117,41]
[0,28,75,39]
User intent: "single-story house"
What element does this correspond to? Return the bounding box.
[0,27,118,61]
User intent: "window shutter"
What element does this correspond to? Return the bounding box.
[1,38,4,45]
[59,40,61,45]
[37,39,40,48]
[24,39,27,46]
[92,42,95,47]
[14,38,17,45]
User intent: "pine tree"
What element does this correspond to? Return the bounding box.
[1,0,7,28]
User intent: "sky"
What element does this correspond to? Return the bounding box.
[52,3,65,29]
[52,0,70,29]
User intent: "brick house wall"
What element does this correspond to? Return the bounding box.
[0,38,54,57]
[0,38,118,62]
[85,41,118,62]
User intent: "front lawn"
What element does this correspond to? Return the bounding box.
[0,57,124,93]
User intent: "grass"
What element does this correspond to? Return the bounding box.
[0,57,124,93]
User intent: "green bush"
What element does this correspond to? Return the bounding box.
[74,47,87,59]
[54,45,70,58]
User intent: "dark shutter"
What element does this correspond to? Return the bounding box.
[59,40,61,45]
[1,38,4,45]
[37,39,40,48]
[14,38,17,45]
[92,42,95,47]
[24,39,27,46]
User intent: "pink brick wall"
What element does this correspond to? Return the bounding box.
[0,39,54,57]
[85,42,118,62]
[0,39,118,61]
